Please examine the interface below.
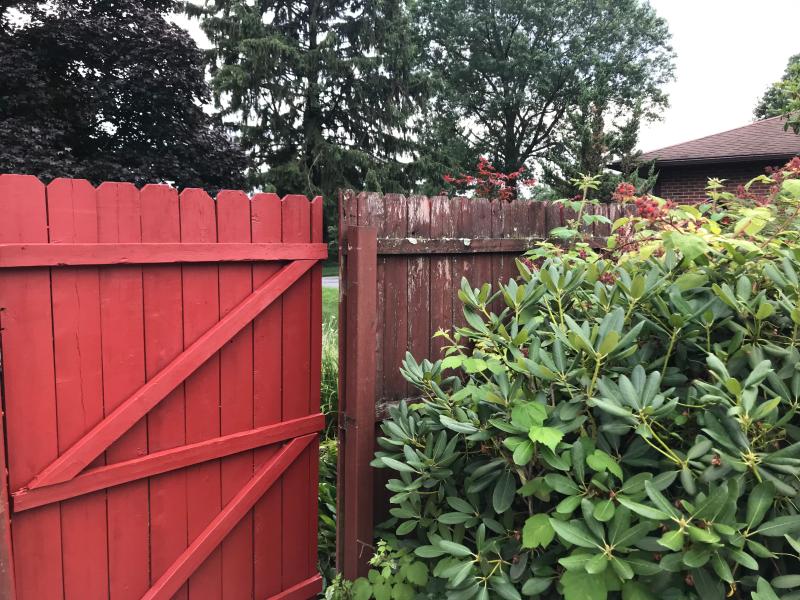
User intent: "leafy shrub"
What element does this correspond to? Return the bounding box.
[372,163,800,599]
[319,320,340,583]
[325,540,438,599]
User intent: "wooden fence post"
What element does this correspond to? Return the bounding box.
[337,225,377,580]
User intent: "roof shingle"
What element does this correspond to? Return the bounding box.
[639,116,800,166]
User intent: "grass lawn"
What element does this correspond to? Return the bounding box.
[322,286,338,324]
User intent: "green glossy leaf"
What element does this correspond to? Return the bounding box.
[522,514,555,549]
[549,519,601,549]
[492,471,516,514]
[529,426,564,452]
[587,450,623,479]
[747,482,775,529]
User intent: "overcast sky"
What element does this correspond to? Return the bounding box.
[174,1,800,154]
[638,0,800,152]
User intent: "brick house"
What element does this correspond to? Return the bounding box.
[636,116,800,202]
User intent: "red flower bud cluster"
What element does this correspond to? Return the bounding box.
[635,195,673,220]
[599,272,617,285]
[520,256,539,271]
[766,157,800,185]
[612,182,637,203]
[735,184,771,206]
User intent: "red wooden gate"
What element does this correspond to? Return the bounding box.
[0,175,325,600]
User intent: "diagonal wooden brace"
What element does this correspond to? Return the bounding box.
[26,259,317,491]
[141,434,315,600]
[12,413,324,511]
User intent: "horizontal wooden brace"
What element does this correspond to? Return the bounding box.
[0,242,328,267]
[374,237,543,255]
[11,414,323,511]
[268,575,323,600]
[25,259,316,490]
[142,435,314,600]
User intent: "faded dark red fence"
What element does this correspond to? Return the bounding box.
[0,175,325,600]
[336,191,626,577]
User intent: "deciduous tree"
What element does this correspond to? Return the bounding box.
[0,0,247,189]
[755,53,800,133]
[411,0,674,180]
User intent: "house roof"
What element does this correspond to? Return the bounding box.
[638,116,800,167]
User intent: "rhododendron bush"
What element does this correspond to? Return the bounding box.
[368,159,800,600]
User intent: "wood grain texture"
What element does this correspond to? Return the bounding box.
[0,176,323,600]
[381,194,409,400]
[141,184,188,599]
[251,192,284,598]
[0,175,63,600]
[13,414,323,512]
[180,187,223,600]
[142,436,314,600]
[281,195,313,589]
[97,181,150,600]
[216,190,255,600]
[339,226,377,579]
[27,258,315,491]
[0,242,327,267]
[47,178,109,599]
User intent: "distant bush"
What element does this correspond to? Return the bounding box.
[370,160,800,599]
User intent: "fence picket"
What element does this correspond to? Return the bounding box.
[251,192,284,597]
[216,190,255,600]
[97,181,150,600]
[281,195,313,588]
[47,178,109,599]
[180,188,224,600]
[142,184,189,599]
[0,175,63,599]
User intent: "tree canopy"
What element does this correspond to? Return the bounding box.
[755,53,800,134]
[193,0,426,200]
[411,0,674,188]
[0,0,247,189]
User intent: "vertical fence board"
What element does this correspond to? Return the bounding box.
[97,181,150,600]
[47,178,109,599]
[281,195,313,589]
[141,184,189,599]
[251,192,284,598]
[451,196,474,330]
[0,175,63,600]
[216,190,255,600]
[406,195,431,388]
[429,196,457,359]
[381,194,409,400]
[471,198,493,293]
[358,193,386,402]
[179,188,223,600]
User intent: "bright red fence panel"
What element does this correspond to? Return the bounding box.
[0,175,324,600]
